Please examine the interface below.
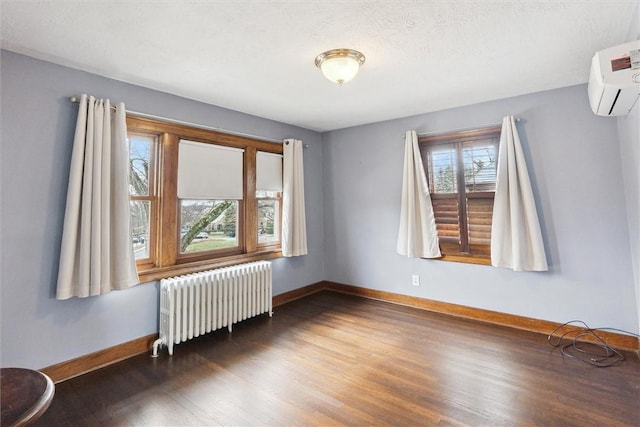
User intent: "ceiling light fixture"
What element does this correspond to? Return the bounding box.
[315,48,366,86]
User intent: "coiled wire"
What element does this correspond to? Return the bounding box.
[547,320,640,367]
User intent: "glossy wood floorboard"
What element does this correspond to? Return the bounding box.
[35,291,640,426]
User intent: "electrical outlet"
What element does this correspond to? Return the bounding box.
[411,274,420,287]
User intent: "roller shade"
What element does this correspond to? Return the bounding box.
[178,139,244,200]
[256,151,283,192]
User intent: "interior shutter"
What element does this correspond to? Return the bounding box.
[467,196,494,245]
[432,196,460,244]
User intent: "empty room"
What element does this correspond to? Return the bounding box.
[1,1,639,426]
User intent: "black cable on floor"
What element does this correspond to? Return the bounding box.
[547,320,640,367]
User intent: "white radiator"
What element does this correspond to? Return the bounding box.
[152,261,272,356]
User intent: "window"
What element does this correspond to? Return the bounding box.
[257,194,281,246]
[128,133,158,270]
[179,200,239,254]
[419,126,500,264]
[127,116,283,282]
[176,140,244,260]
[256,151,283,247]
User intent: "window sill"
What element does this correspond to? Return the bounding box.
[437,254,491,266]
[434,242,491,266]
[137,250,282,284]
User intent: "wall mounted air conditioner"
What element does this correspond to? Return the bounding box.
[588,40,640,116]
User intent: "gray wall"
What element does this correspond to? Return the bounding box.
[618,96,640,334]
[617,1,640,332]
[2,42,638,372]
[322,84,639,333]
[0,50,325,369]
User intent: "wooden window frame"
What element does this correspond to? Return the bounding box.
[419,126,501,265]
[127,116,283,283]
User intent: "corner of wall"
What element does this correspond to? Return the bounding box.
[618,0,640,332]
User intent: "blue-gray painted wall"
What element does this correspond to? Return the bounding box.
[0,50,325,369]
[2,41,639,371]
[617,1,640,332]
[322,83,638,333]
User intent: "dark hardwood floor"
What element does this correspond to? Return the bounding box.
[35,291,640,426]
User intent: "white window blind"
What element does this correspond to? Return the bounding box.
[256,151,283,192]
[177,139,244,200]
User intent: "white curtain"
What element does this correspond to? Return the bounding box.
[282,139,308,257]
[397,130,441,258]
[491,116,548,271]
[56,94,139,299]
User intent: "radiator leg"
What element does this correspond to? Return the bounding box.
[151,337,165,358]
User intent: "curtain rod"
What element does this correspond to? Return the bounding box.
[69,96,309,148]
[408,117,521,138]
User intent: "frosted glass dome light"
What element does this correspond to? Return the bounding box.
[315,49,366,86]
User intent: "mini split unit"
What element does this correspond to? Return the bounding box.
[588,40,640,116]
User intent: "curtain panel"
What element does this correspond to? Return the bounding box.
[56,94,139,299]
[282,139,308,257]
[397,130,441,258]
[491,116,548,271]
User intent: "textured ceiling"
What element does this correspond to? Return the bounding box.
[1,1,636,131]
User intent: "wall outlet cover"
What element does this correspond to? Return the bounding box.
[412,275,420,287]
